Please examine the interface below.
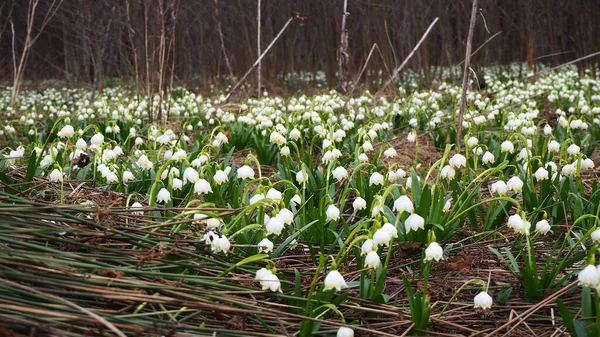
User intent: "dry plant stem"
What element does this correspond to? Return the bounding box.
[224,17,293,102]
[0,278,127,337]
[337,0,349,94]
[456,0,478,153]
[213,0,233,79]
[257,0,262,97]
[376,17,439,97]
[457,31,502,67]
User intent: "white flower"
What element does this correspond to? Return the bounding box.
[535,219,551,234]
[578,265,600,287]
[250,193,265,205]
[507,176,523,192]
[326,205,340,221]
[269,131,286,145]
[358,153,369,162]
[106,170,118,183]
[353,197,367,211]
[500,140,514,153]
[206,218,223,229]
[130,202,144,215]
[260,271,282,292]
[278,208,294,225]
[517,148,531,161]
[183,167,199,184]
[156,188,171,203]
[136,155,154,170]
[582,158,595,170]
[213,170,228,185]
[561,164,576,176]
[567,144,580,156]
[482,151,495,164]
[547,140,560,152]
[407,131,416,143]
[280,146,290,156]
[362,141,374,152]
[296,170,308,184]
[289,128,301,140]
[255,268,272,281]
[332,167,348,181]
[443,199,452,212]
[337,327,354,337]
[265,215,285,235]
[467,137,479,148]
[543,124,552,135]
[393,196,414,214]
[491,180,508,196]
[474,291,493,309]
[258,238,274,253]
[396,168,407,179]
[266,188,282,203]
[369,172,384,186]
[212,235,231,255]
[172,178,183,190]
[90,133,104,146]
[373,228,392,246]
[382,223,398,239]
[75,138,87,150]
[365,251,381,269]
[58,125,74,138]
[425,242,443,262]
[49,169,63,182]
[215,132,229,145]
[404,214,425,233]
[324,270,347,291]
[171,149,187,161]
[592,228,600,242]
[194,179,212,194]
[441,165,456,180]
[534,167,549,181]
[361,239,376,255]
[513,217,529,234]
[290,194,302,206]
[449,154,467,169]
[383,147,397,158]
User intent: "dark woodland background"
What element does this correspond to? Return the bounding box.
[1,0,599,92]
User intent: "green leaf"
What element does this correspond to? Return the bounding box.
[219,254,269,277]
[25,151,37,184]
[272,220,318,257]
[556,298,575,334]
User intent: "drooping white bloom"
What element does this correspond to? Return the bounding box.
[582,158,595,170]
[500,140,515,153]
[90,133,104,146]
[58,125,74,138]
[517,148,531,161]
[474,291,493,309]
[404,213,425,233]
[194,179,212,194]
[535,219,551,234]
[326,205,340,221]
[449,154,467,169]
[206,218,223,229]
[332,166,349,181]
[373,228,392,246]
[257,238,274,253]
[290,194,302,206]
[592,228,600,242]
[578,265,600,287]
[491,180,508,196]
[266,188,282,203]
[534,167,549,181]
[561,164,576,176]
[183,167,200,184]
[507,176,523,192]
[361,239,376,255]
[280,146,290,156]
[482,151,495,164]
[265,215,285,235]
[269,131,287,145]
[362,141,374,152]
[425,242,443,262]
[213,170,228,185]
[171,149,187,161]
[215,132,229,145]
[358,153,369,162]
[156,188,171,203]
[212,235,231,255]
[441,165,456,180]
[130,202,144,215]
[393,195,414,214]
[49,169,63,182]
[467,137,479,148]
[353,197,367,211]
[289,128,301,140]
[547,140,560,152]
[324,270,347,291]
[365,251,381,269]
[337,326,354,337]
[172,178,183,190]
[296,170,308,184]
[369,172,384,186]
[278,208,294,225]
[567,144,580,156]
[136,155,154,170]
[255,268,282,293]
[383,147,397,158]
[407,131,416,143]
[382,223,398,239]
[75,138,88,150]
[396,168,407,179]
[543,124,552,135]
[443,199,452,212]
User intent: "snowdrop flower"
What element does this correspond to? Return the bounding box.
[491,181,508,196]
[183,167,199,184]
[591,228,600,242]
[482,151,495,164]
[396,168,407,179]
[215,132,229,145]
[213,170,228,185]
[212,235,231,255]
[362,141,374,152]
[156,188,171,203]
[337,326,354,337]
[358,153,369,162]
[289,128,301,140]
[507,176,523,193]
[383,147,397,158]
[582,158,595,170]
[255,268,272,282]
[373,228,392,246]
[49,169,63,182]
[517,148,531,161]
[90,133,104,146]
[567,144,580,156]
[405,213,425,233]
[393,195,414,214]
[171,149,187,161]
[382,223,398,239]
[407,131,416,143]
[326,205,340,221]
[332,166,348,181]
[547,140,560,152]
[474,291,493,309]
[352,197,367,211]
[500,140,514,153]
[75,138,87,150]
[206,218,223,229]
[130,202,144,215]
[58,125,74,138]
[194,179,212,194]
[561,164,576,176]
[467,137,479,148]
[534,167,549,181]
[257,238,274,253]
[265,216,285,235]
[280,146,290,156]
[449,154,467,169]
[324,270,347,291]
[443,199,452,212]
[172,178,183,190]
[365,251,381,269]
[425,242,443,262]
[535,219,551,234]
[361,239,376,255]
[290,194,302,206]
[543,124,552,135]
[514,218,530,234]
[441,165,456,180]
[369,172,384,186]
[106,171,118,183]
[296,170,308,184]
[249,193,265,205]
[578,265,600,287]
[136,155,153,170]
[266,188,282,203]
[278,208,294,225]
[269,131,286,145]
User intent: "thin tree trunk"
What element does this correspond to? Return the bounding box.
[336,0,349,94]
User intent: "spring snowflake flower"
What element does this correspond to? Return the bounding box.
[567,144,580,156]
[443,199,452,212]
[441,165,456,180]
[156,188,171,203]
[90,133,104,146]
[535,219,551,234]
[257,238,274,253]
[373,228,392,246]
[365,251,381,269]
[58,125,74,138]
[212,235,231,255]
[425,242,443,262]
[582,158,595,170]
[491,180,508,196]
[49,169,63,182]
[467,137,479,148]
[266,188,282,203]
[206,218,223,229]
[482,151,495,164]
[517,148,531,161]
[278,208,294,225]
[337,327,354,337]
[382,223,398,239]
[255,268,282,293]
[474,291,493,309]
[500,140,514,153]
[265,215,285,235]
[534,167,549,181]
[171,149,187,161]
[369,172,384,186]
[561,164,576,177]
[353,197,367,211]
[183,167,199,184]
[326,205,340,221]
[324,270,347,291]
[269,131,286,146]
[361,239,376,255]
[393,195,414,214]
[296,170,308,184]
[592,228,600,242]
[383,147,397,158]
[404,213,425,233]
[249,193,265,205]
[358,153,369,162]
[290,194,302,206]
[106,170,118,183]
[544,124,552,135]
[449,154,467,169]
[332,166,348,181]
[215,132,229,145]
[194,179,212,194]
[578,265,600,287]
[75,138,87,150]
[506,176,523,193]
[213,170,228,185]
[130,202,144,215]
[547,140,560,152]
[136,155,154,170]
[289,128,301,140]
[362,141,374,152]
[172,178,183,190]
[407,131,416,143]
[396,168,407,179]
